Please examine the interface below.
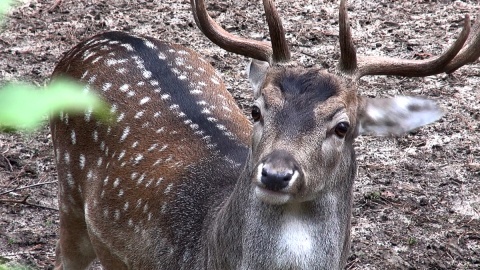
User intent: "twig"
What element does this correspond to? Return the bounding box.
[290,42,313,48]
[299,51,317,58]
[0,181,57,196]
[0,195,58,211]
[1,154,13,172]
[1,142,10,155]
[49,0,62,12]
[346,258,359,270]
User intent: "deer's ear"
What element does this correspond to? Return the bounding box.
[357,96,443,136]
[247,59,270,98]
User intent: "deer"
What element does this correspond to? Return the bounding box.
[49,0,480,269]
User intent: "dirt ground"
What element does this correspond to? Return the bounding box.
[0,0,479,269]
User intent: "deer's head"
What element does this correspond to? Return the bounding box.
[192,0,479,205]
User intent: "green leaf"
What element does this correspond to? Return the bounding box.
[0,0,15,25]
[0,78,111,131]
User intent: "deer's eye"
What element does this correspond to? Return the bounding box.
[251,106,262,122]
[334,122,350,138]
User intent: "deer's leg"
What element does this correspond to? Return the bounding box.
[54,211,96,270]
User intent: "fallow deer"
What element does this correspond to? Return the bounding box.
[50,0,480,269]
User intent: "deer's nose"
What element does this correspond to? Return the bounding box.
[259,150,299,191]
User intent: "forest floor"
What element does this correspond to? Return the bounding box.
[0,0,479,269]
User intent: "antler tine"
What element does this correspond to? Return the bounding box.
[191,0,273,63]
[191,0,203,34]
[444,13,480,73]
[337,0,477,80]
[354,15,470,79]
[263,0,291,63]
[191,0,290,64]
[338,0,358,74]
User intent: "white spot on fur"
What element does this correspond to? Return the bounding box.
[143,70,152,79]
[93,130,98,142]
[118,150,126,161]
[120,43,134,51]
[207,117,218,122]
[136,199,143,209]
[153,159,162,166]
[134,111,145,119]
[132,141,139,148]
[64,152,70,164]
[117,112,125,122]
[84,107,93,122]
[156,178,163,186]
[136,173,146,185]
[87,75,97,85]
[70,130,76,145]
[120,84,129,92]
[87,170,93,180]
[159,144,168,152]
[164,183,173,194]
[120,126,130,142]
[101,83,112,92]
[171,68,181,75]
[113,178,120,188]
[148,143,158,152]
[66,173,74,187]
[134,154,144,165]
[114,209,120,221]
[190,89,202,94]
[145,179,153,187]
[144,40,156,49]
[79,154,86,170]
[83,50,96,61]
[140,97,150,105]
[110,104,117,113]
[103,176,109,186]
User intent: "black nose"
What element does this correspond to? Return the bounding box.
[260,150,298,191]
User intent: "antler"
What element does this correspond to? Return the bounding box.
[338,0,480,79]
[191,0,290,64]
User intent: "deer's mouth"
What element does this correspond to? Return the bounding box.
[254,186,292,205]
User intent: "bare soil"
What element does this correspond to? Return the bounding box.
[0,0,479,269]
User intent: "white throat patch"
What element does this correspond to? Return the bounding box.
[276,214,313,268]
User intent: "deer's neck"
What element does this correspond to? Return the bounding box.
[204,166,353,270]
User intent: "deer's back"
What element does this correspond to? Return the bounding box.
[50,31,250,268]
